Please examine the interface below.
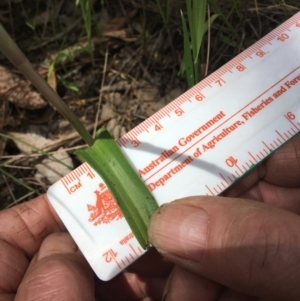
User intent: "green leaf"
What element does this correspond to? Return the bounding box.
[180,9,195,88]
[75,128,158,249]
[191,0,207,63]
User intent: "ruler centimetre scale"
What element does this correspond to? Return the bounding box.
[47,13,300,281]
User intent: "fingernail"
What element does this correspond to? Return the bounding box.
[37,232,78,261]
[148,203,209,260]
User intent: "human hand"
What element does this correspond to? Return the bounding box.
[1,136,298,301]
[148,135,300,301]
[0,194,172,301]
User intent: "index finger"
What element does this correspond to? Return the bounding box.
[0,194,65,258]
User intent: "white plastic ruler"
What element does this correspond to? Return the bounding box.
[47,13,300,281]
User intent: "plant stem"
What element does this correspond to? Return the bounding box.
[0,24,94,146]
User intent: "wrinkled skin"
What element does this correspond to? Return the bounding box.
[0,135,299,301]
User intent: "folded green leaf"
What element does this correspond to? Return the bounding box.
[75,128,158,249]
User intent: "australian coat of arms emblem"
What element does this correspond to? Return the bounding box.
[87,183,123,225]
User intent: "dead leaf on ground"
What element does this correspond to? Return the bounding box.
[8,131,53,154]
[135,83,160,102]
[101,10,138,42]
[8,131,73,184]
[0,65,47,110]
[106,92,124,108]
[102,10,137,32]
[102,29,137,42]
[137,87,184,118]
[100,103,117,120]
[35,148,73,184]
[161,87,185,104]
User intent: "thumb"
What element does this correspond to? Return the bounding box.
[148,196,300,300]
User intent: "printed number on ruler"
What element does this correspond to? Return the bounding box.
[47,12,300,281]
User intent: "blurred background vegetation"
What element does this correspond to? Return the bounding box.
[0,0,299,209]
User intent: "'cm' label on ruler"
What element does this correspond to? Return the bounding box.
[47,12,300,281]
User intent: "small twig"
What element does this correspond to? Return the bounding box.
[0,165,34,170]
[1,144,87,161]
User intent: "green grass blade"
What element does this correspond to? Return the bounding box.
[155,0,167,25]
[180,9,195,88]
[77,0,93,62]
[192,0,207,62]
[75,128,158,249]
[156,0,173,26]
[0,133,72,169]
[0,166,35,192]
[186,0,193,52]
[207,0,237,37]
